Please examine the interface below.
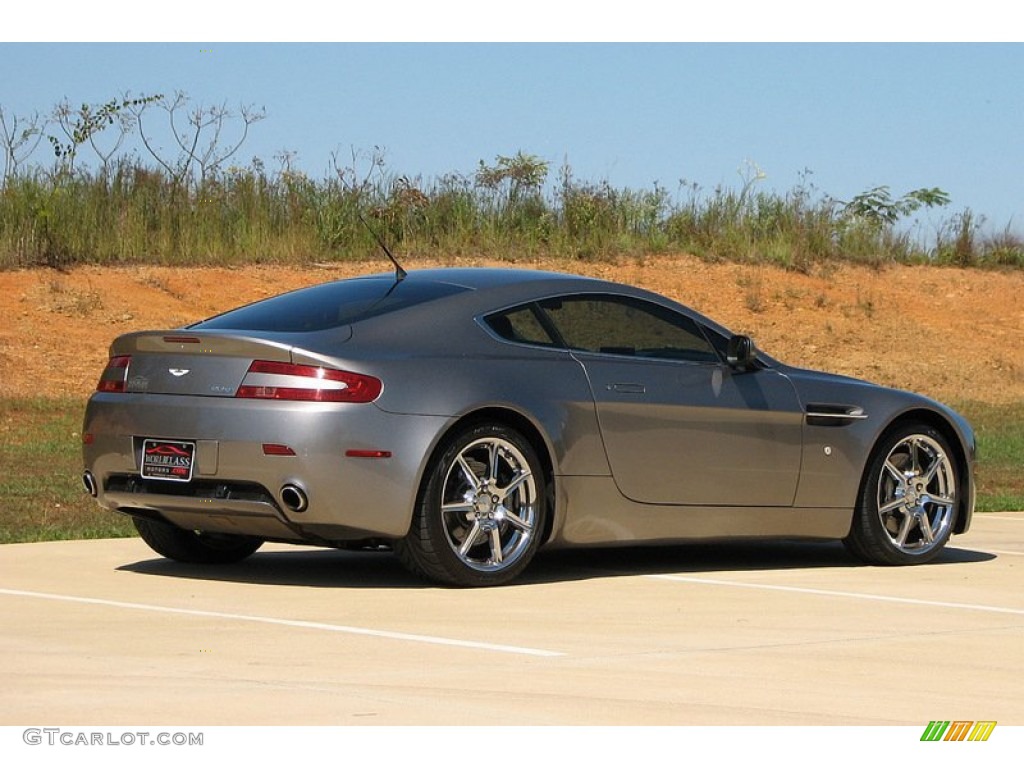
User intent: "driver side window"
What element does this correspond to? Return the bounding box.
[537,294,719,363]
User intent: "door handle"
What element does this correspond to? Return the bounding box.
[606,382,646,394]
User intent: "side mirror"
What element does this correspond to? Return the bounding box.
[726,334,758,371]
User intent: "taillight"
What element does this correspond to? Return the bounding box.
[236,360,382,403]
[96,355,131,393]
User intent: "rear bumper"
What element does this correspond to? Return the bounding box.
[100,474,302,541]
[82,393,448,540]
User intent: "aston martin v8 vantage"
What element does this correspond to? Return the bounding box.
[82,268,975,586]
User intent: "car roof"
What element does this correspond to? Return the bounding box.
[353,267,615,292]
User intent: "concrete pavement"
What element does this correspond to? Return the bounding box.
[2,513,1023,725]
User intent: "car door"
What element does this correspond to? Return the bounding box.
[537,294,804,507]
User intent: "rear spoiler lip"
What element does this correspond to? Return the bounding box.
[108,326,352,360]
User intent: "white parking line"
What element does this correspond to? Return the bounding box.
[983,548,1024,556]
[0,588,564,658]
[647,575,1024,616]
[983,515,1024,521]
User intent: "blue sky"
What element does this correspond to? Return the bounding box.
[3,15,1022,236]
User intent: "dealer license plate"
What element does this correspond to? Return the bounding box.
[141,439,196,482]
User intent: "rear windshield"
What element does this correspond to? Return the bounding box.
[191,277,470,333]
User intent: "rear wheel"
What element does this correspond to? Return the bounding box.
[133,517,263,564]
[844,423,959,565]
[395,423,547,587]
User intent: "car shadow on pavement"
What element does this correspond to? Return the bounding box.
[116,540,996,589]
[118,547,430,589]
[523,541,995,584]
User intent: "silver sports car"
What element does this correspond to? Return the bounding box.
[82,267,975,586]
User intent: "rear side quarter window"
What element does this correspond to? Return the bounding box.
[485,306,560,347]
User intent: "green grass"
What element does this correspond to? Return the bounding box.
[2,158,1022,271]
[1,396,1020,544]
[955,401,1024,513]
[0,397,135,543]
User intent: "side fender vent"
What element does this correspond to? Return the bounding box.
[805,404,868,427]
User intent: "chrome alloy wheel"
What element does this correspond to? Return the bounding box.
[875,433,957,556]
[439,436,538,572]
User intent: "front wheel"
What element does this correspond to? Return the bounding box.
[395,423,547,587]
[844,423,959,565]
[133,517,263,564]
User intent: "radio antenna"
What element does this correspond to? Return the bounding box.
[357,208,406,281]
[333,150,407,281]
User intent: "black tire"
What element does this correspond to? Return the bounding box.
[133,517,263,564]
[844,422,960,565]
[395,422,547,587]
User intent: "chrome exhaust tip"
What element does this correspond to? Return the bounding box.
[280,484,309,513]
[82,471,98,498]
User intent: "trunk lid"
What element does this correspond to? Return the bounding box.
[110,331,295,397]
